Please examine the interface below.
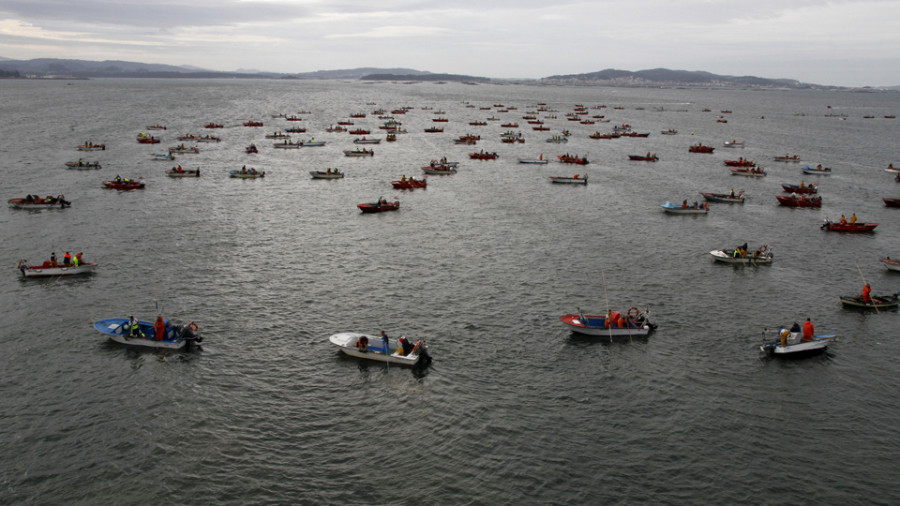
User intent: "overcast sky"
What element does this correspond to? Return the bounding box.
[1,0,899,87]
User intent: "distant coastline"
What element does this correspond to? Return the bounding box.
[0,57,896,90]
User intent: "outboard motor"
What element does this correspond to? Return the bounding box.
[762,342,777,357]
[177,323,203,350]
[417,342,432,365]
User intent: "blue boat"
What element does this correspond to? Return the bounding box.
[93,318,202,349]
[802,165,832,175]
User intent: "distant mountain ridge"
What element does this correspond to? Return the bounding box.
[542,68,812,88]
[0,57,880,88]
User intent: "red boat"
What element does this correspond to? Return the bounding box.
[349,129,370,135]
[883,198,900,208]
[690,144,715,153]
[391,178,427,190]
[776,194,822,207]
[628,154,658,162]
[103,179,145,190]
[821,220,878,232]
[245,144,258,154]
[782,183,817,194]
[724,159,755,167]
[501,123,518,128]
[470,151,498,160]
[243,121,264,127]
[558,154,589,165]
[137,136,160,144]
[532,126,550,131]
[621,132,650,138]
[205,123,223,129]
[357,198,400,213]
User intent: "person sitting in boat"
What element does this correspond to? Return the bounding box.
[177,165,184,173]
[862,283,872,303]
[356,335,369,352]
[154,316,166,341]
[802,318,814,342]
[850,213,857,224]
[50,252,58,267]
[25,194,34,203]
[241,165,247,174]
[817,164,824,171]
[72,253,79,267]
[730,188,736,197]
[400,175,407,183]
[790,321,801,334]
[692,201,699,209]
[75,252,83,264]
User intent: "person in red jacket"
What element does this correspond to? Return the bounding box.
[802,318,814,342]
[862,283,872,303]
[154,316,166,341]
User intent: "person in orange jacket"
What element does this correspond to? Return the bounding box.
[154,316,166,341]
[802,318,815,342]
[862,283,872,303]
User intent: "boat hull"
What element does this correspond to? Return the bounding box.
[19,262,98,277]
[882,258,900,272]
[358,201,399,213]
[709,250,773,265]
[329,333,427,366]
[310,171,344,179]
[8,199,69,209]
[93,318,199,349]
[549,176,588,184]
[701,192,744,204]
[839,295,899,310]
[661,203,708,214]
[821,221,877,232]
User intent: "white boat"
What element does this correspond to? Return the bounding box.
[353,138,381,144]
[761,329,833,357]
[560,308,655,337]
[723,140,746,148]
[519,156,549,164]
[93,318,202,350]
[422,166,457,175]
[661,201,709,214]
[549,175,588,184]
[18,259,97,277]
[310,170,344,179]
[300,140,326,147]
[168,146,199,154]
[152,153,176,161]
[881,257,900,272]
[273,142,301,149]
[710,246,773,265]
[329,332,431,366]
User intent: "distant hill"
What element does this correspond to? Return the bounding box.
[360,73,489,83]
[0,58,430,80]
[541,68,817,89]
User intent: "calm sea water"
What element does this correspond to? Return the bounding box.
[1,79,899,505]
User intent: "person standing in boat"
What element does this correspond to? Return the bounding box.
[802,318,814,342]
[63,252,72,265]
[50,252,58,267]
[862,283,872,303]
[129,316,143,338]
[850,213,858,224]
[381,331,389,353]
[154,316,166,341]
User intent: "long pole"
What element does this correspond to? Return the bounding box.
[856,262,879,314]
[598,263,614,343]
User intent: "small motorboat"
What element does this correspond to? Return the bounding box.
[18,258,96,277]
[329,333,431,367]
[724,159,755,167]
[839,293,899,310]
[136,134,160,144]
[102,178,145,190]
[470,151,498,160]
[422,165,457,175]
[760,328,833,357]
[168,145,199,154]
[391,178,426,190]
[310,170,344,179]
[689,144,715,153]
[802,165,832,175]
[701,190,744,204]
[661,129,678,135]
[881,257,900,272]
[8,195,70,209]
[353,138,381,145]
[549,175,588,184]
[229,169,265,179]
[152,153,176,161]
[357,198,399,213]
[264,132,290,139]
[343,149,374,157]
[821,219,877,232]
[165,167,200,177]
[661,201,709,214]
[560,308,656,337]
[546,136,568,143]
[146,124,166,130]
[557,154,588,165]
[883,197,900,208]
[65,161,101,170]
[273,141,301,149]
[245,144,259,154]
[885,164,900,173]
[781,183,817,194]
[204,123,223,129]
[300,139,326,147]
[709,245,773,265]
[348,129,371,135]
[93,318,202,350]
[730,167,766,177]
[76,143,105,151]
[774,155,801,163]
[628,154,659,162]
[243,121,264,127]
[776,194,822,207]
[518,156,549,164]
[723,140,745,148]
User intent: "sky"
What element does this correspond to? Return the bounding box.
[1,0,899,87]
